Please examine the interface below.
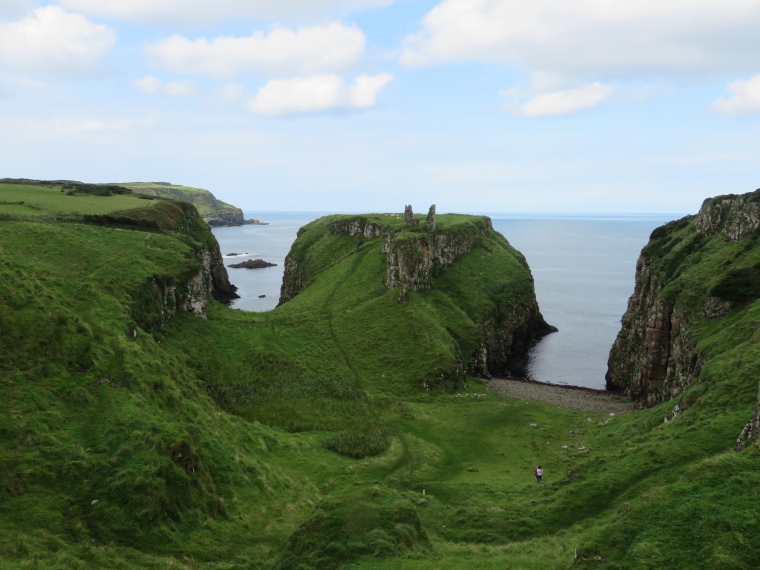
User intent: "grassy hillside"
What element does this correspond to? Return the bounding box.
[0,181,147,216]
[120,182,247,226]
[1,188,759,569]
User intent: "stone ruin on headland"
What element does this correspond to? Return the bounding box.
[404,204,436,231]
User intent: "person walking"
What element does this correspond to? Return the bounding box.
[534,465,543,483]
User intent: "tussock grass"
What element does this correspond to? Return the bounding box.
[2,188,759,569]
[0,182,145,215]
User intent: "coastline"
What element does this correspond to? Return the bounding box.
[488,376,634,414]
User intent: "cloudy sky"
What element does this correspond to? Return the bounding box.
[1,1,759,213]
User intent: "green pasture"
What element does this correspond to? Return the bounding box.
[1,187,759,568]
[0,182,147,215]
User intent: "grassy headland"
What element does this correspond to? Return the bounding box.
[1,184,758,569]
[119,182,255,227]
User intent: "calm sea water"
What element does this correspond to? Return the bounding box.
[213,211,681,390]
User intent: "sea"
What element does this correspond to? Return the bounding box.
[212,211,682,390]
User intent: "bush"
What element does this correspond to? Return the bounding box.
[709,264,760,302]
[324,427,390,459]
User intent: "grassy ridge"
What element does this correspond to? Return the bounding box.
[120,182,244,225]
[1,189,759,568]
[0,182,148,216]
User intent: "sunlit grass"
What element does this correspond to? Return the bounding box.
[1,188,759,568]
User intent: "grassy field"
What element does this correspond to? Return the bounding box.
[0,182,149,215]
[1,187,759,569]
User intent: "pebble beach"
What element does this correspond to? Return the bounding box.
[488,377,635,414]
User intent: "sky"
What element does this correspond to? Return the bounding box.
[1,0,759,214]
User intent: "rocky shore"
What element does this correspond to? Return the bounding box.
[488,377,635,414]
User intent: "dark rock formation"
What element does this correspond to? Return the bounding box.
[736,387,760,451]
[228,258,277,269]
[404,205,419,227]
[385,219,488,292]
[94,199,240,327]
[606,189,760,408]
[426,204,436,231]
[605,256,702,406]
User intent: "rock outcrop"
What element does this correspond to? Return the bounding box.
[279,211,555,379]
[121,182,267,227]
[228,258,277,269]
[605,256,703,406]
[694,191,760,240]
[88,199,238,327]
[736,388,760,451]
[385,217,491,292]
[606,189,760,408]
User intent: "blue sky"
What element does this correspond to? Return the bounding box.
[1,0,759,214]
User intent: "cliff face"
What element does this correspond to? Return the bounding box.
[384,217,491,292]
[605,256,703,406]
[607,190,760,414]
[88,199,238,326]
[122,183,248,226]
[279,213,554,379]
[280,216,495,302]
[154,201,239,320]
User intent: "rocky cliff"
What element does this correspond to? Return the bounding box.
[87,199,238,326]
[279,212,554,379]
[607,190,760,418]
[121,182,265,227]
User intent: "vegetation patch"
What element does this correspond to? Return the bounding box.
[2,187,759,569]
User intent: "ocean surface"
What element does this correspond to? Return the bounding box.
[213,211,681,390]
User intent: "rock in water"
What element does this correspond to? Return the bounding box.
[228,258,277,269]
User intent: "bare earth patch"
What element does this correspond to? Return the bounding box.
[488,377,635,414]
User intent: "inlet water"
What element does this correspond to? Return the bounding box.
[213,212,680,390]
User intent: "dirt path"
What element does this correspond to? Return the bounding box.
[488,377,635,414]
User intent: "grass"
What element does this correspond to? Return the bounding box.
[1,186,759,568]
[119,182,242,221]
[0,182,147,215]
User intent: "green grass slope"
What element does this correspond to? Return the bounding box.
[1,190,759,569]
[120,182,246,226]
[0,181,148,216]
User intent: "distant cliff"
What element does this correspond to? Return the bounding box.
[606,189,760,446]
[120,182,266,227]
[279,212,555,380]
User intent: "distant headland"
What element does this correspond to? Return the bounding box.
[0,178,266,228]
[116,182,267,227]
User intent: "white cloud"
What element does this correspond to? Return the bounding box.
[248,73,393,116]
[133,76,196,97]
[164,80,195,97]
[400,0,760,78]
[0,6,116,77]
[711,75,760,116]
[133,76,161,95]
[517,83,613,117]
[61,0,395,25]
[144,23,365,79]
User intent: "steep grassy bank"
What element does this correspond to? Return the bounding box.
[2,186,759,569]
[120,182,259,227]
